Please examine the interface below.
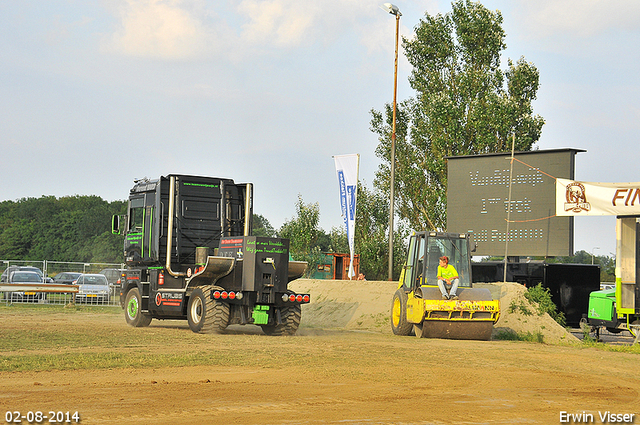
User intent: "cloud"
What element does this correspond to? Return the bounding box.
[102,0,437,61]
[516,0,640,39]
[235,0,428,51]
[106,0,213,60]
[99,0,444,73]
[237,0,318,47]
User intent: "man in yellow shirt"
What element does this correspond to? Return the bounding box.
[437,256,459,300]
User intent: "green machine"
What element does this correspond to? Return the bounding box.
[586,217,640,343]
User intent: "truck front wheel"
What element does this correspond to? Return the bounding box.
[124,288,152,327]
[187,286,230,334]
[261,304,301,336]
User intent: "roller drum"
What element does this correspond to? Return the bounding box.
[415,287,495,341]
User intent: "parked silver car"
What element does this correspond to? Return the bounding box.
[5,271,47,302]
[1,266,47,283]
[53,272,83,285]
[75,274,110,304]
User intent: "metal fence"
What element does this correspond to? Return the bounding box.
[1,259,125,307]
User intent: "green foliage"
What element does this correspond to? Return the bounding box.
[494,329,544,343]
[0,196,125,263]
[278,195,320,257]
[508,299,532,316]
[277,186,409,281]
[525,284,566,327]
[278,195,322,276]
[252,213,276,237]
[578,335,640,354]
[353,184,408,280]
[370,0,543,231]
[581,327,598,343]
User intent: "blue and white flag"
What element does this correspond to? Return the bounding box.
[333,154,359,279]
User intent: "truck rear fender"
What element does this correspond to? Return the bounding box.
[184,256,236,293]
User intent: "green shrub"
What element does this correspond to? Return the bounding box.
[494,329,544,343]
[508,299,532,316]
[524,284,566,327]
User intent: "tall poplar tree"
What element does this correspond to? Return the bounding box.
[371,0,544,231]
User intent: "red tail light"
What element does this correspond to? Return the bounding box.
[302,294,310,303]
[221,291,228,299]
[213,290,221,299]
[296,294,303,302]
[228,292,236,300]
[289,294,296,302]
[158,272,164,286]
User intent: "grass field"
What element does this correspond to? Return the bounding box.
[2,296,639,424]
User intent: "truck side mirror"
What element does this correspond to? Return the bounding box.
[112,215,120,235]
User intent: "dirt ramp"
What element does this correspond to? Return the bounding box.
[291,279,578,344]
[289,279,397,333]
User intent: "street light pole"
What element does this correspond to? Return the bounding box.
[382,3,401,281]
[591,247,600,265]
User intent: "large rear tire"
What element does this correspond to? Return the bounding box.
[125,288,152,327]
[391,289,413,336]
[261,304,301,336]
[188,286,230,334]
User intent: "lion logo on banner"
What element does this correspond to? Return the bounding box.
[564,182,591,213]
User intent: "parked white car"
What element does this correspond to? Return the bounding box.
[75,274,110,304]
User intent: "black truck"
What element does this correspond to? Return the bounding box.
[112,174,309,335]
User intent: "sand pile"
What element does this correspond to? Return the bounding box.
[289,279,578,344]
[289,279,397,333]
[476,281,578,344]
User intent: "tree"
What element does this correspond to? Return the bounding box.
[328,183,409,281]
[354,184,409,280]
[371,0,544,231]
[278,195,321,261]
[0,196,125,263]
[252,213,276,237]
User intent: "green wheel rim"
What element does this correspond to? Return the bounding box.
[127,296,139,319]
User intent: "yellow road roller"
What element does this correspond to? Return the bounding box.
[391,231,500,340]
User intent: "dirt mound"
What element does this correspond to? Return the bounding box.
[289,279,578,344]
[476,281,578,344]
[289,279,396,333]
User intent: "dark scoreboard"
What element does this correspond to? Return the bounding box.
[446,149,583,257]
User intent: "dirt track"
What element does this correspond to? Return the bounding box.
[1,280,639,425]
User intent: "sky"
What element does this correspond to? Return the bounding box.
[1,0,639,259]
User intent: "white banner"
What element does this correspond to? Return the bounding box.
[556,178,640,216]
[334,154,359,279]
